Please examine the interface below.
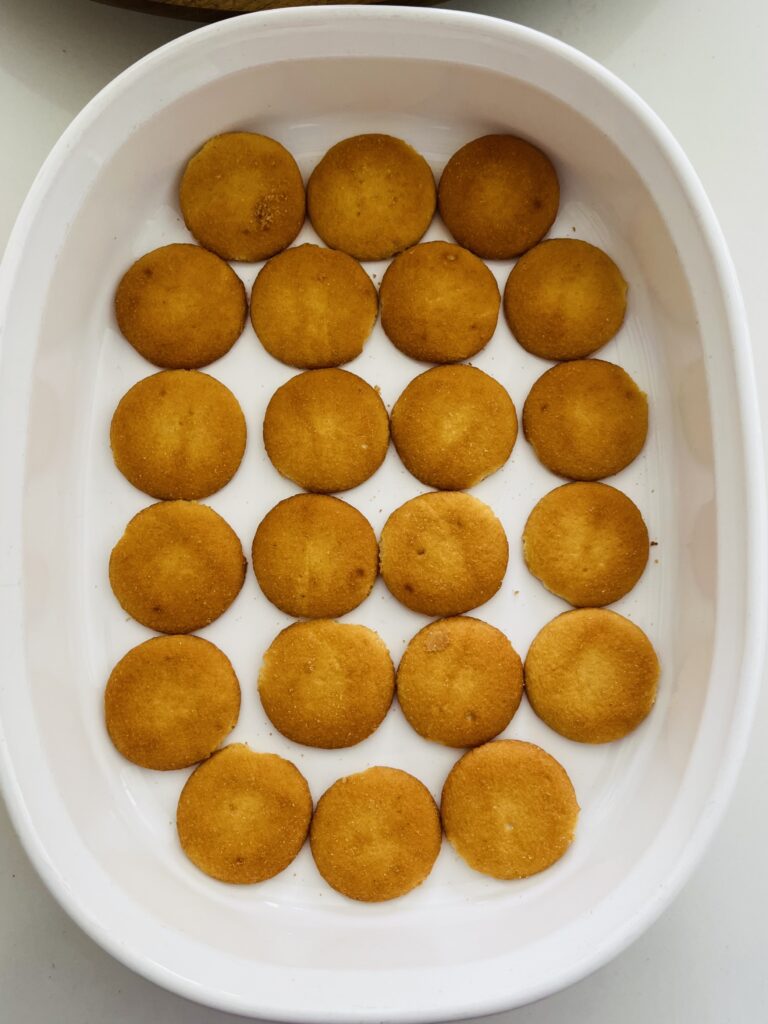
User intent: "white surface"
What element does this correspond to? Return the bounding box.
[0,2,765,1023]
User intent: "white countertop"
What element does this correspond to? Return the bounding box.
[1,1,766,1021]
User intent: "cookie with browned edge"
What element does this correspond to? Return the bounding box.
[504,239,627,360]
[259,620,394,748]
[523,359,647,479]
[251,244,378,368]
[523,482,649,606]
[177,744,312,884]
[379,491,508,616]
[391,365,517,490]
[110,370,246,500]
[114,244,246,369]
[397,617,523,747]
[525,608,659,743]
[308,134,436,261]
[252,494,378,618]
[438,135,559,259]
[441,739,579,878]
[105,635,240,770]
[109,500,245,633]
[310,766,441,901]
[179,132,305,261]
[263,369,389,492]
[379,241,500,363]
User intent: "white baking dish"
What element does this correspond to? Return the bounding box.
[0,6,764,1020]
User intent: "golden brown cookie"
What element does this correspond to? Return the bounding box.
[504,239,628,360]
[310,766,441,901]
[252,494,378,618]
[523,482,649,607]
[177,744,312,884]
[441,739,579,879]
[379,492,508,616]
[104,635,240,770]
[259,620,394,748]
[178,132,305,262]
[438,135,559,260]
[251,244,378,368]
[263,369,389,493]
[307,134,436,261]
[523,359,648,480]
[110,370,247,500]
[525,609,659,743]
[397,617,523,748]
[391,365,517,490]
[379,241,500,363]
[109,501,246,633]
[114,243,247,369]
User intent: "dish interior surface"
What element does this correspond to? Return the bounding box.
[0,11,759,1021]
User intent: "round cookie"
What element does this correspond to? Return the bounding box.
[379,241,500,363]
[441,739,579,879]
[259,620,394,748]
[379,492,508,616]
[504,239,628,360]
[110,370,247,500]
[397,617,523,748]
[179,132,305,262]
[391,365,517,490]
[525,609,660,743]
[252,494,378,618]
[109,500,246,633]
[263,369,389,493]
[251,244,377,368]
[523,482,649,607]
[523,360,648,480]
[310,766,441,901]
[307,134,436,261]
[438,135,559,259]
[104,635,240,770]
[177,744,312,884]
[114,243,247,369]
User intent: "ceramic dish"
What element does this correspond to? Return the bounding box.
[0,7,764,1020]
